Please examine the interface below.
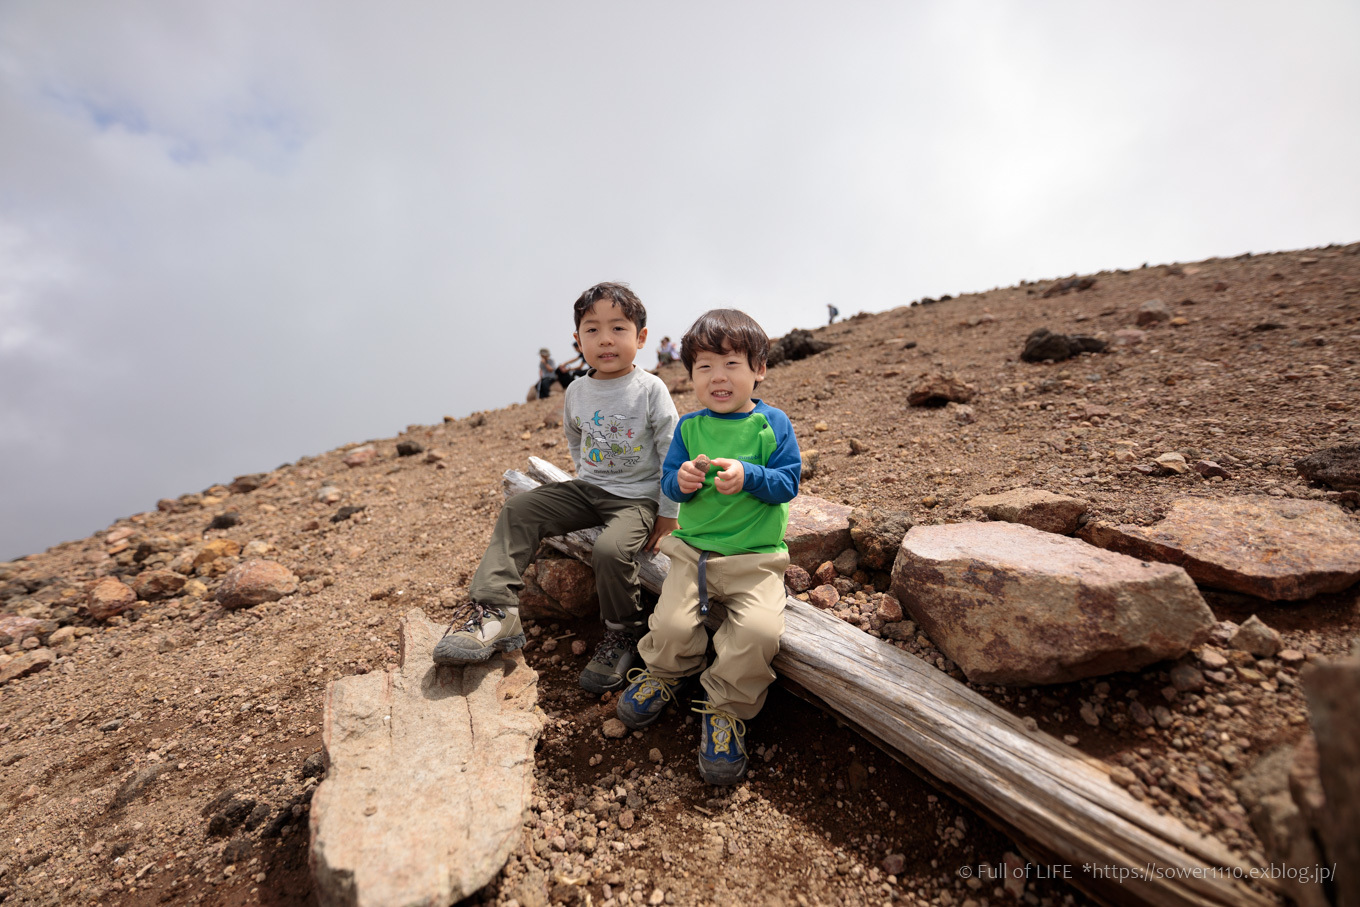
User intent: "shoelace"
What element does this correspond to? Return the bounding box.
[623,668,683,706]
[440,602,505,639]
[591,629,636,667]
[693,703,746,757]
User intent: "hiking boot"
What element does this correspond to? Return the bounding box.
[431,604,525,665]
[616,669,690,729]
[695,702,748,786]
[579,628,641,694]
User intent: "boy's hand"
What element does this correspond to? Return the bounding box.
[677,457,708,494]
[645,516,678,552]
[710,458,745,495]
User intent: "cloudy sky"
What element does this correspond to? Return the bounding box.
[2,1,1358,560]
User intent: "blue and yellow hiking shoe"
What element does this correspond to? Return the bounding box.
[695,702,748,786]
[616,669,689,730]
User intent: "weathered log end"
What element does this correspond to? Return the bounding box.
[310,608,542,907]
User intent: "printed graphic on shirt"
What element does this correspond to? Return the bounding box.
[573,410,644,469]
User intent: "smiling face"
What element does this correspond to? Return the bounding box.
[691,345,766,414]
[574,301,647,379]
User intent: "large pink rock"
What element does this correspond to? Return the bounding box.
[343,445,379,468]
[215,559,299,610]
[88,577,137,621]
[786,495,853,572]
[1080,496,1360,601]
[891,521,1214,685]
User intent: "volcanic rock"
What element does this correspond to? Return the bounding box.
[518,558,597,620]
[1229,615,1283,658]
[907,373,974,407]
[343,445,378,468]
[890,522,1213,685]
[848,507,914,570]
[1079,496,1360,600]
[1019,328,1108,363]
[215,559,299,610]
[966,488,1088,535]
[1295,444,1360,490]
[131,570,186,601]
[0,648,55,684]
[88,577,137,621]
[1302,646,1360,906]
[1136,299,1171,326]
[785,495,852,572]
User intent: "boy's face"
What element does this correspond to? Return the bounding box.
[691,346,766,414]
[574,302,647,379]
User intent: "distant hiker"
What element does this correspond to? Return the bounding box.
[535,348,556,399]
[657,335,679,366]
[616,309,801,786]
[555,340,588,389]
[826,303,839,324]
[435,282,681,697]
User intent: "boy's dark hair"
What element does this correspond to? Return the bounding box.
[573,282,647,331]
[680,309,770,375]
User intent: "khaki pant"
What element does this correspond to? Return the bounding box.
[637,535,789,720]
[468,480,658,626]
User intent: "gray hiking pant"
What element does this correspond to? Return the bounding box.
[468,479,658,626]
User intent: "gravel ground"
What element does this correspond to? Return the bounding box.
[1,242,1357,907]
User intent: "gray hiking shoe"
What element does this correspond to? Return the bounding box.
[579,628,641,694]
[432,604,525,665]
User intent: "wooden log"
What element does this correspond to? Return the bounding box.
[507,458,1273,907]
[310,609,542,907]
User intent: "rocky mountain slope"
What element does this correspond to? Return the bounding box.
[1,242,1358,907]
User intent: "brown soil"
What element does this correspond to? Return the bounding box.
[2,243,1358,907]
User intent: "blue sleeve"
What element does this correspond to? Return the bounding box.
[660,419,696,503]
[742,406,801,504]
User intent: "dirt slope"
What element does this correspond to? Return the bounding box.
[1,243,1358,907]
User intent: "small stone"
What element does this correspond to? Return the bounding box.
[1193,460,1230,479]
[343,445,378,468]
[649,748,663,764]
[784,565,813,594]
[1199,648,1229,670]
[1277,649,1306,665]
[1155,452,1190,474]
[1229,615,1283,658]
[874,594,903,623]
[881,853,906,876]
[832,549,860,577]
[1136,298,1171,326]
[1079,702,1100,727]
[396,441,424,457]
[813,562,837,585]
[571,640,587,657]
[602,719,628,739]
[88,578,138,622]
[1151,705,1174,729]
[649,889,665,906]
[814,422,829,432]
[1109,766,1137,788]
[1169,664,1206,692]
[618,809,635,830]
[808,585,839,610]
[1129,701,1153,727]
[215,560,299,610]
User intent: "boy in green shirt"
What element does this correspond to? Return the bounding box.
[616,309,801,785]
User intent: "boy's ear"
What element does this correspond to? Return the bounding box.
[754,362,768,384]
[636,326,648,348]
[572,331,580,348]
